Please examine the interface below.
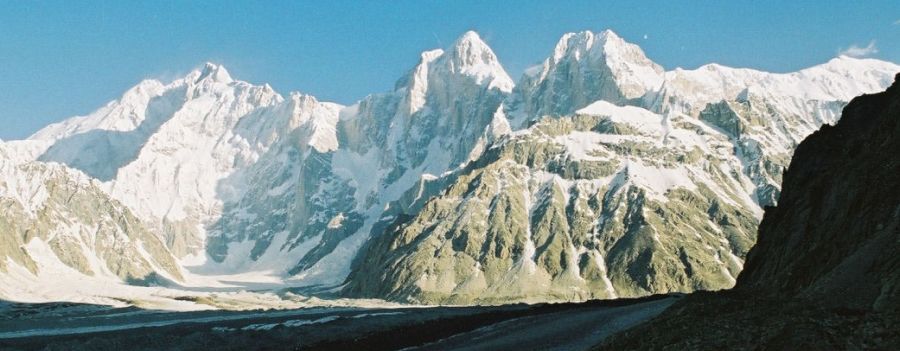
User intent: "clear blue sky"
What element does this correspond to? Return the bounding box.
[1,1,898,140]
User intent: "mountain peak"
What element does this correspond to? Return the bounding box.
[551,29,646,64]
[445,30,514,92]
[552,31,593,62]
[395,30,513,108]
[194,62,233,84]
[288,91,322,109]
[599,29,620,39]
[454,30,484,47]
[521,29,664,116]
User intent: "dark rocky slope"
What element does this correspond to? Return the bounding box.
[598,73,900,350]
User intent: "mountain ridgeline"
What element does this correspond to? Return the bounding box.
[0,30,897,305]
[599,73,900,350]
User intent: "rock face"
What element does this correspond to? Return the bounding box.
[202,93,348,274]
[737,73,900,310]
[510,30,664,120]
[346,102,758,303]
[0,144,182,284]
[599,74,900,350]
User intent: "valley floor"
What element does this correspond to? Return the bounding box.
[0,295,676,351]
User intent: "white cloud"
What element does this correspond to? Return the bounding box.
[839,40,878,58]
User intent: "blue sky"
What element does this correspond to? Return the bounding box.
[1,1,898,140]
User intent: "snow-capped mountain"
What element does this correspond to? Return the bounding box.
[30,63,342,261]
[1,30,897,305]
[345,31,900,303]
[208,31,514,285]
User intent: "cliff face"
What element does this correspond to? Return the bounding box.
[599,73,900,350]
[345,106,759,304]
[737,73,900,311]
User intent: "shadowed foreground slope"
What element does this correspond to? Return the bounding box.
[598,73,900,350]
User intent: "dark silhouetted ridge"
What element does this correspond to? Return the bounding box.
[598,72,900,350]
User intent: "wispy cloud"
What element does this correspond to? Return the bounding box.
[839,40,878,58]
[894,19,900,25]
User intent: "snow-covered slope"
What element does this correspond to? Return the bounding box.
[30,63,344,261]
[656,55,899,115]
[207,31,514,286]
[508,30,899,209]
[0,142,183,290]
[1,29,897,306]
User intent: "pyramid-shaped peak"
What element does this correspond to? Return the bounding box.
[195,62,233,84]
[449,31,498,65]
[456,30,484,45]
[444,30,514,91]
